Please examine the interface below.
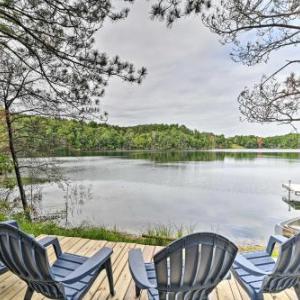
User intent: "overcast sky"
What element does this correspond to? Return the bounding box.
[96,1,298,137]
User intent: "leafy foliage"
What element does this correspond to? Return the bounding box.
[150,0,211,26]
[1,117,230,152]
[0,116,299,152]
[0,154,12,175]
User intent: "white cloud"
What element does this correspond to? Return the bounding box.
[95,1,298,136]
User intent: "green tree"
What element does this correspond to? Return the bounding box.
[0,1,146,217]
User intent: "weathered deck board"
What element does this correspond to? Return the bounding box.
[0,235,297,300]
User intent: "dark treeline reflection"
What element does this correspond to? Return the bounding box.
[56,150,300,163]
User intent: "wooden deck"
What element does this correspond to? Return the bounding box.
[0,235,298,299]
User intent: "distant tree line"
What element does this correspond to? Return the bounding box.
[0,116,299,156]
[227,134,300,149]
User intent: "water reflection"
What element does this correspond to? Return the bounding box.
[62,182,93,225]
[282,197,300,211]
[58,150,300,163]
[30,182,93,224]
[33,150,300,243]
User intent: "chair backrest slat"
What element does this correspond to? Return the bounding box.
[156,259,168,289]
[194,244,213,285]
[183,245,198,285]
[205,246,226,283]
[153,233,237,299]
[286,237,300,273]
[170,248,183,287]
[22,239,43,279]
[217,250,234,280]
[275,246,293,274]
[0,234,20,274]
[9,237,29,276]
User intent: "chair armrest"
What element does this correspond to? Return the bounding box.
[233,253,270,276]
[266,235,288,255]
[60,247,113,284]
[2,220,18,228]
[38,236,62,257]
[128,249,156,290]
[0,262,8,275]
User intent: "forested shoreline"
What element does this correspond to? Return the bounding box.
[0,116,299,161]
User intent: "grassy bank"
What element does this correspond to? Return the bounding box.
[0,213,271,252]
[0,213,182,246]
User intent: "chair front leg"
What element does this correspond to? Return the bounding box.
[252,292,264,300]
[105,258,115,296]
[135,285,141,298]
[24,287,34,300]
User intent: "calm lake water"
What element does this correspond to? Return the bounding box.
[36,150,300,243]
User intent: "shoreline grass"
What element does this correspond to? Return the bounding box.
[0,213,174,246]
[0,213,272,252]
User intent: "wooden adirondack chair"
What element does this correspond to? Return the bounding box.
[128,232,238,300]
[0,222,115,300]
[232,233,300,300]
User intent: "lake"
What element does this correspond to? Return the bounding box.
[35,150,300,244]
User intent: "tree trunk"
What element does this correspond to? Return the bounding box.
[4,106,31,220]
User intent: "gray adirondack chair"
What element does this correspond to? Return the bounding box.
[128,232,238,300]
[0,220,19,275]
[232,233,300,300]
[0,222,115,299]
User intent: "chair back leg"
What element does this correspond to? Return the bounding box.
[105,258,115,296]
[24,287,34,300]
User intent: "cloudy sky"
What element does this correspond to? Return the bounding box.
[96,1,298,137]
